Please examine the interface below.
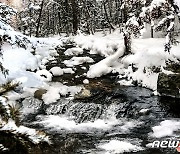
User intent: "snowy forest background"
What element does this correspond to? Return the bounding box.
[0,0,180,153]
[16,0,180,37]
[2,0,180,56]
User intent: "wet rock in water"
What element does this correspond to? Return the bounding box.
[157,65,180,98]
[74,88,91,99]
[21,97,44,123]
[74,80,114,101]
[59,136,80,154]
[34,89,47,100]
[158,73,180,98]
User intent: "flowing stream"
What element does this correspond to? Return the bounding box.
[21,86,180,154]
[20,44,180,154]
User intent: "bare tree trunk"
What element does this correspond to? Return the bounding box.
[52,4,56,35]
[84,2,94,34]
[115,0,120,26]
[123,31,131,55]
[58,10,61,35]
[123,2,128,23]
[103,0,115,31]
[151,26,154,38]
[36,0,44,37]
[47,9,50,36]
[65,0,70,35]
[71,0,79,35]
[29,7,33,37]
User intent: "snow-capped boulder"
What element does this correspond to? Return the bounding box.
[50,67,64,76]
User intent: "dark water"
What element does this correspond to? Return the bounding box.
[21,85,180,154]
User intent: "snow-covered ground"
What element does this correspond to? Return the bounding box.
[73,32,179,91]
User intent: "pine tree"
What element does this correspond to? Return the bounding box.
[121,0,144,54]
[140,0,179,52]
[17,1,41,36]
[0,3,16,77]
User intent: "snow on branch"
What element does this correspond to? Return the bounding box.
[155,15,175,31]
[0,3,16,24]
[0,120,51,144]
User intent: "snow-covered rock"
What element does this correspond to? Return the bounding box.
[63,57,94,67]
[63,68,75,74]
[1,47,38,72]
[64,47,83,56]
[151,120,180,138]
[36,69,52,82]
[42,83,82,104]
[50,67,64,76]
[83,79,89,84]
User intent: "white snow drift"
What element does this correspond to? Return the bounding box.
[98,140,143,153]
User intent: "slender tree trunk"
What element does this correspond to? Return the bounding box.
[115,0,120,25]
[103,0,115,31]
[123,2,128,23]
[47,9,50,36]
[85,3,94,34]
[36,0,44,37]
[120,0,123,26]
[58,10,61,35]
[29,6,33,37]
[151,26,154,38]
[64,0,70,35]
[52,4,56,35]
[123,31,131,55]
[71,0,79,35]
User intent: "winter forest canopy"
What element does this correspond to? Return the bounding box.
[0,0,180,153]
[2,0,180,53]
[15,0,180,35]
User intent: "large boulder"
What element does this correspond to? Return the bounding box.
[157,73,180,98]
[157,62,180,98]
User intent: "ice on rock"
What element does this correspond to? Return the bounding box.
[139,109,149,114]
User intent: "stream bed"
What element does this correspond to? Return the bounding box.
[21,86,180,154]
[19,43,180,154]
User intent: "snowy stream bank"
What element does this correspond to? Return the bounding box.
[0,32,180,153]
